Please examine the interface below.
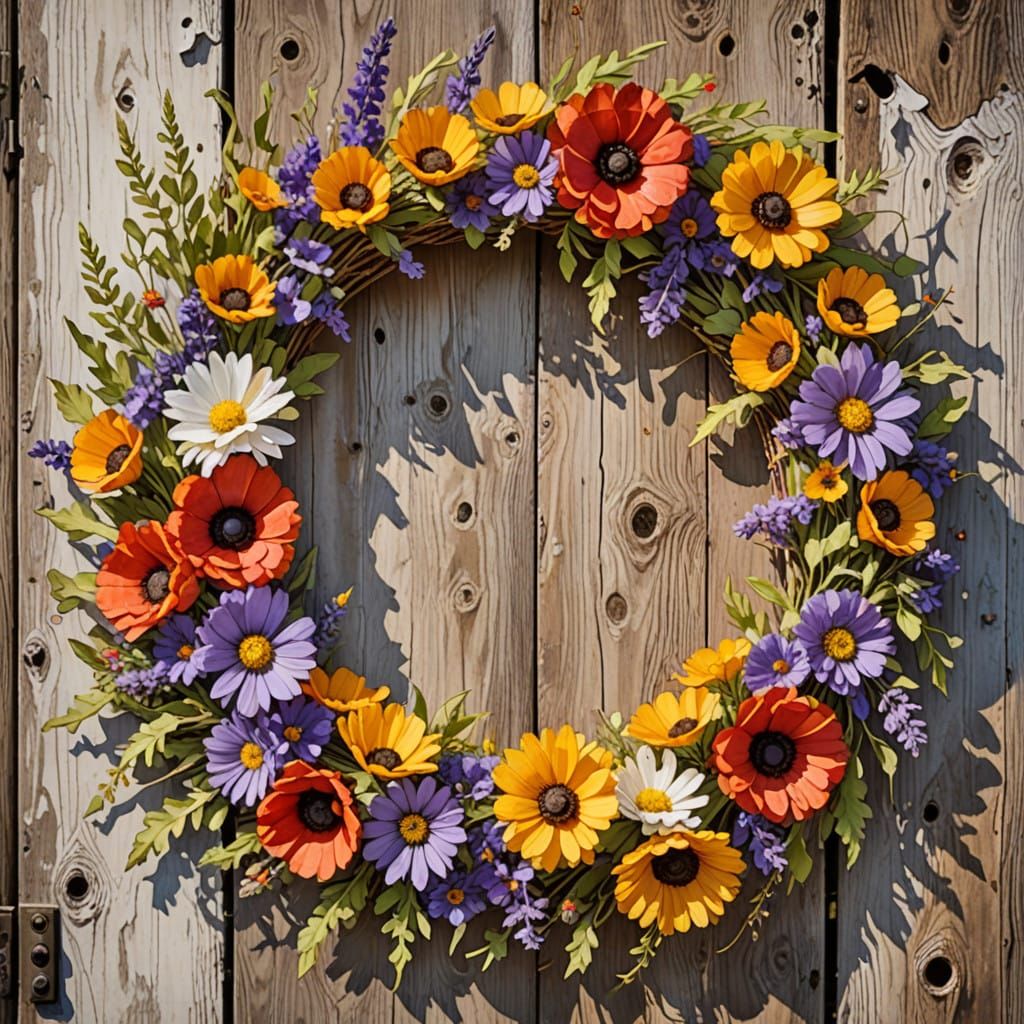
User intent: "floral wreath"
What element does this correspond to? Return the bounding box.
[35,22,967,986]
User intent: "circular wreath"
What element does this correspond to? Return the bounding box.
[35,23,966,986]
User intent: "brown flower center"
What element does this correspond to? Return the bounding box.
[464,194,484,211]
[494,112,524,128]
[209,507,257,550]
[297,790,341,833]
[416,146,454,175]
[751,191,792,228]
[766,340,794,372]
[219,287,251,312]
[142,567,171,604]
[830,297,867,326]
[105,444,133,475]
[870,498,901,532]
[366,747,402,771]
[749,730,797,778]
[651,848,701,887]
[537,783,579,824]
[668,716,699,738]
[340,182,373,211]
[596,142,640,186]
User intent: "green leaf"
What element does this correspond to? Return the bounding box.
[895,601,922,641]
[37,501,119,542]
[689,392,764,447]
[917,395,970,440]
[47,568,98,613]
[297,866,371,976]
[126,786,218,868]
[785,826,813,887]
[805,521,852,570]
[51,379,95,425]
[43,686,113,733]
[903,351,970,385]
[833,758,872,867]
[198,831,263,870]
[564,917,600,979]
[702,307,743,337]
[746,576,797,614]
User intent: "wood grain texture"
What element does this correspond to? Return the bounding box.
[837,2,1024,1021]
[16,1,224,1020]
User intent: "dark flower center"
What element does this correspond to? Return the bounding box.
[766,341,794,371]
[366,747,402,771]
[219,287,251,312]
[340,182,373,211]
[105,444,133,475]
[871,498,902,531]
[416,147,454,175]
[297,790,341,833]
[537,783,579,824]
[749,730,797,778]
[651,848,701,887]
[668,716,699,738]
[494,112,524,128]
[752,191,792,228]
[830,297,867,326]
[142,567,171,604]
[209,506,257,550]
[596,142,641,186]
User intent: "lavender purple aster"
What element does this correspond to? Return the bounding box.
[445,26,496,113]
[204,710,286,807]
[734,494,817,545]
[484,131,558,222]
[339,18,397,150]
[744,633,811,692]
[152,613,201,686]
[446,173,498,232]
[439,753,500,801]
[29,439,72,471]
[878,687,928,757]
[732,812,788,875]
[269,696,335,762]
[425,867,488,926]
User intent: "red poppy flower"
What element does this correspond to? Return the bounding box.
[547,82,692,239]
[166,454,301,589]
[96,521,199,641]
[256,760,362,881]
[711,686,849,824]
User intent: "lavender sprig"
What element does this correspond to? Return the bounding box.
[339,17,398,150]
[445,26,496,114]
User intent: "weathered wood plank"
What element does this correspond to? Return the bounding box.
[17,1,224,1019]
[837,2,1024,1020]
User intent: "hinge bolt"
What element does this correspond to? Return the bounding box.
[30,914,47,933]
[31,973,49,996]
[30,943,50,967]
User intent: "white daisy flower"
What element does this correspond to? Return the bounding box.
[163,351,296,476]
[616,745,709,835]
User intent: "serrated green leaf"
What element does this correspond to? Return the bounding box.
[51,379,95,425]
[690,392,764,447]
[43,686,113,733]
[38,501,119,542]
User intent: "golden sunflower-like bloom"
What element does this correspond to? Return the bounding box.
[817,266,900,337]
[493,725,618,872]
[470,81,551,134]
[337,702,440,779]
[730,311,801,392]
[673,638,750,687]
[803,460,849,503]
[625,688,720,748]
[302,666,390,713]
[311,146,391,231]
[238,167,287,211]
[711,140,841,269]
[857,470,935,556]
[612,830,744,936]
[390,106,479,186]
[195,255,276,324]
[70,409,144,493]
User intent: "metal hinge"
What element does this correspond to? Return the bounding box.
[0,906,12,999]
[0,905,60,1004]
[0,46,20,177]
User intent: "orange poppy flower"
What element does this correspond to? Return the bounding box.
[711,686,849,824]
[256,760,362,881]
[70,410,144,494]
[166,454,300,588]
[547,82,692,239]
[96,521,199,641]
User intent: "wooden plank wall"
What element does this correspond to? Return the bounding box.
[3,1,1021,1022]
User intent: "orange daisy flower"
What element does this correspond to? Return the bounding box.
[238,167,287,211]
[673,637,750,687]
[711,686,849,824]
[547,82,692,239]
[166,453,300,588]
[96,521,199,641]
[70,410,144,494]
[302,666,389,713]
[256,760,362,881]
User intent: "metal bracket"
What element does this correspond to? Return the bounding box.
[0,906,13,999]
[19,905,59,1004]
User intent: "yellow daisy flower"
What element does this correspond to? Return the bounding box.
[857,470,935,556]
[673,638,751,687]
[817,266,900,337]
[337,702,440,779]
[302,666,389,713]
[470,81,551,134]
[237,167,286,211]
[711,139,841,269]
[194,255,276,324]
[612,830,745,935]
[803,460,849,502]
[493,725,618,872]
[311,146,391,231]
[390,106,479,186]
[730,311,801,391]
[70,410,144,493]
[625,689,720,748]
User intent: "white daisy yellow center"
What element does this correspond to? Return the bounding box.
[209,399,248,434]
[238,634,273,670]
[634,787,673,814]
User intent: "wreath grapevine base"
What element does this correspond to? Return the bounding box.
[35,23,967,987]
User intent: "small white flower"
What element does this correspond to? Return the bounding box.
[616,745,709,835]
[163,351,295,476]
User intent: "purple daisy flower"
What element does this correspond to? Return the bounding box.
[906,439,957,499]
[446,172,498,232]
[152,613,202,685]
[732,812,788,876]
[425,866,488,926]
[204,710,286,807]
[662,191,717,252]
[439,753,500,801]
[284,237,334,277]
[363,777,467,889]
[793,589,896,717]
[702,239,740,277]
[194,587,317,717]
[484,131,558,223]
[744,633,811,692]
[790,342,920,481]
[269,696,335,762]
